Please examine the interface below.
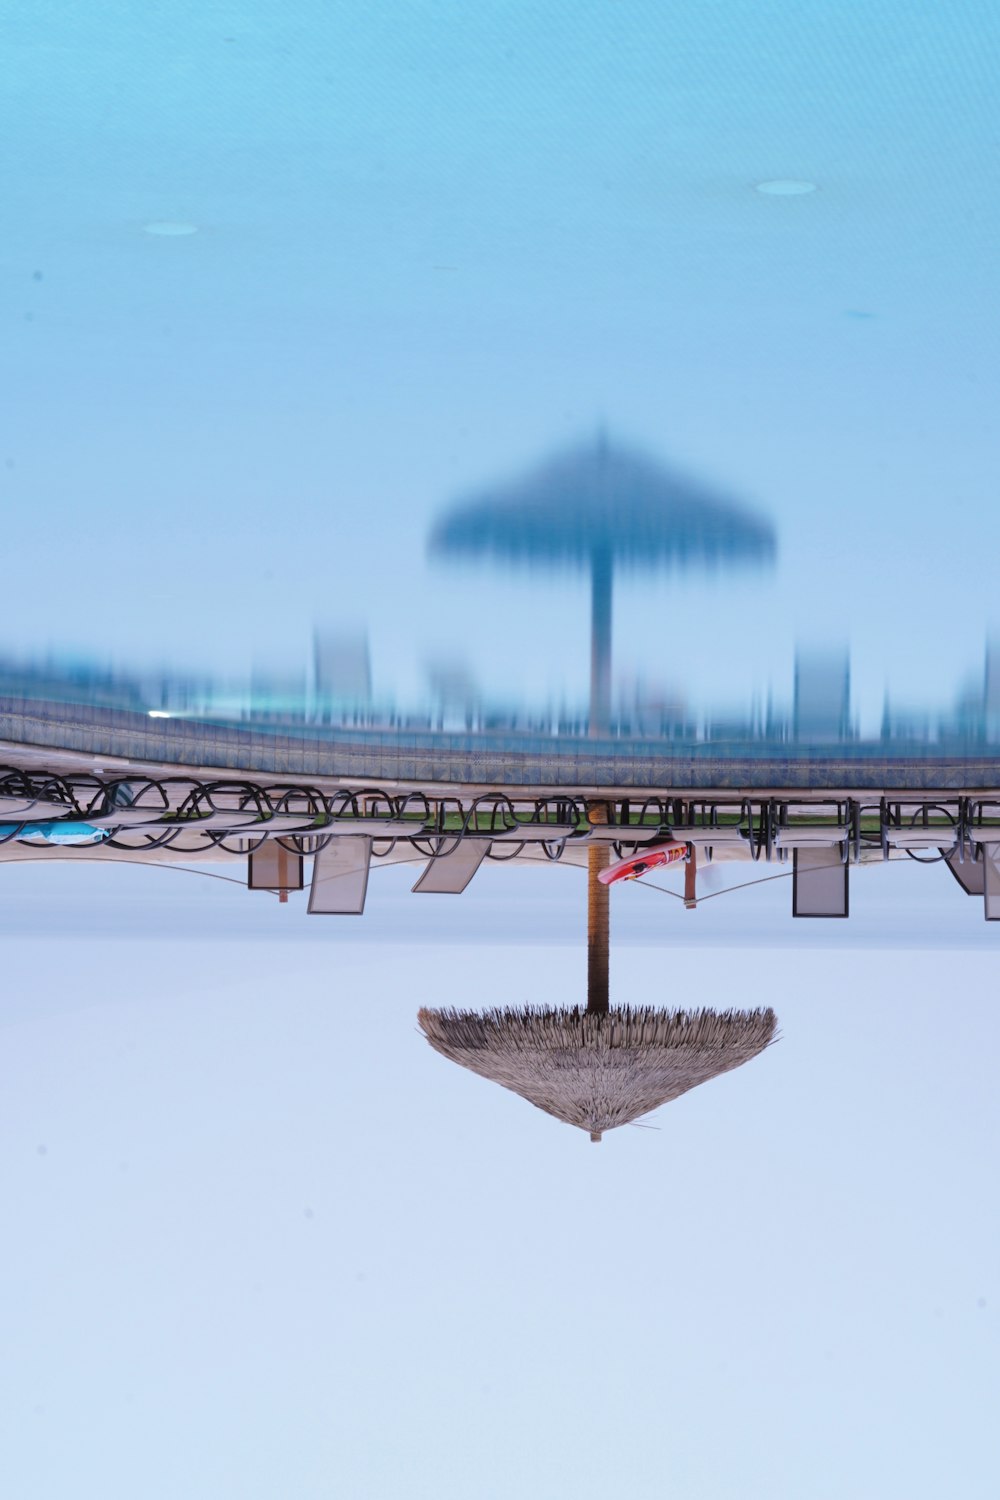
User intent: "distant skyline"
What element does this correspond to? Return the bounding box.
[1,624,996,743]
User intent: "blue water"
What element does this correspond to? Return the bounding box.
[3,2,1000,722]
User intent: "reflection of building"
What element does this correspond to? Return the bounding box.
[984,639,1000,739]
[425,658,479,730]
[250,662,307,720]
[7,635,1000,747]
[313,630,371,710]
[793,647,851,741]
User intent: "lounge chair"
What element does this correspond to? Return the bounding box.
[488,822,578,843]
[771,800,856,864]
[666,800,765,861]
[884,827,959,854]
[0,795,74,819]
[881,801,960,858]
[318,818,427,836]
[774,824,852,850]
[79,808,263,831]
[582,824,663,844]
[667,825,755,863]
[227,814,417,839]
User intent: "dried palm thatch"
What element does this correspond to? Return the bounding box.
[418,1005,777,1141]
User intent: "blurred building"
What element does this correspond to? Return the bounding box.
[249,661,308,721]
[983,639,1000,739]
[425,658,480,730]
[313,630,372,717]
[793,647,852,742]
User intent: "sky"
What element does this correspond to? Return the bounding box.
[1,4,999,1497]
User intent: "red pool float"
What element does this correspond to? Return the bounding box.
[598,841,688,885]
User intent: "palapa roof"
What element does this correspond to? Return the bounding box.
[429,436,776,571]
[418,1005,777,1140]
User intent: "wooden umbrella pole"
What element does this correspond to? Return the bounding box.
[587,802,610,1015]
[684,846,697,909]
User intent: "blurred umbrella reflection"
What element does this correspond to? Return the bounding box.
[430,434,775,734]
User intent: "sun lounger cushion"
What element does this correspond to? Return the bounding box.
[967,827,1000,845]
[775,826,849,847]
[886,829,956,849]
[669,827,746,844]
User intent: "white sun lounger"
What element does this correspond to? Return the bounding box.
[77,812,426,838]
[308,836,372,914]
[312,819,426,838]
[583,825,663,843]
[667,826,749,859]
[964,827,1000,847]
[774,825,850,849]
[487,823,578,842]
[225,816,425,840]
[885,828,957,851]
[78,808,263,831]
[0,796,76,819]
[223,813,328,835]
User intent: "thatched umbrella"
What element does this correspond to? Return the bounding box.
[430,434,775,734]
[418,1005,777,1141]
